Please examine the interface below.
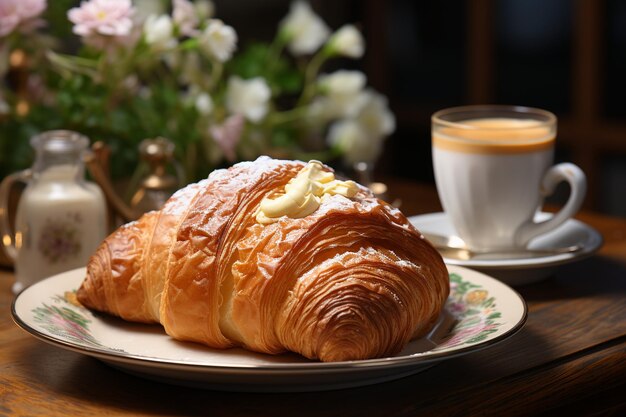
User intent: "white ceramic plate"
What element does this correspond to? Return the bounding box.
[12,265,526,392]
[410,212,603,285]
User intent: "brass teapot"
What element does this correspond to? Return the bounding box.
[85,137,184,224]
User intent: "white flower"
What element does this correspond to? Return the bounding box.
[307,97,330,121]
[173,0,198,36]
[317,70,367,118]
[133,0,166,22]
[356,89,395,137]
[195,0,215,20]
[327,24,364,58]
[143,14,176,50]
[326,89,395,164]
[195,92,214,115]
[327,119,363,149]
[319,70,366,95]
[280,1,330,55]
[199,19,237,62]
[226,76,271,122]
[327,119,382,164]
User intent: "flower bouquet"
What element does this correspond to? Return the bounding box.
[0,0,395,184]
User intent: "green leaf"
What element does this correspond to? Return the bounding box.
[482,297,496,308]
[466,334,489,344]
[180,38,200,51]
[458,316,482,327]
[227,42,304,97]
[449,273,463,283]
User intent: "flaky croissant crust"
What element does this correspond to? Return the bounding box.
[77,157,449,362]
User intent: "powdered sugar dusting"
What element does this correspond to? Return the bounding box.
[300,246,420,280]
[206,157,415,235]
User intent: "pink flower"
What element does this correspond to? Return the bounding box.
[210,114,244,162]
[0,0,46,37]
[447,301,467,315]
[68,0,135,39]
[173,0,198,36]
[438,322,498,349]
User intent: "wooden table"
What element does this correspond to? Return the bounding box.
[1,181,625,416]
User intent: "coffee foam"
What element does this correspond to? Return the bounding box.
[433,118,555,154]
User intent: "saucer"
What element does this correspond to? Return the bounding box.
[409,212,603,286]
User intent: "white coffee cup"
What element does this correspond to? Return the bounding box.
[431,105,586,251]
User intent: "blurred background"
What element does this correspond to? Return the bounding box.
[215,0,626,217]
[3,0,625,217]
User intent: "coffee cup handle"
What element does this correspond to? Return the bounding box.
[0,169,32,261]
[514,163,587,247]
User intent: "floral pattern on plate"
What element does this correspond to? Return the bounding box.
[31,291,124,352]
[434,273,502,350]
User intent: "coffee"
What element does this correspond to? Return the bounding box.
[431,107,586,251]
[433,118,555,154]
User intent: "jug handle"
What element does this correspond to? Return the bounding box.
[0,169,33,261]
[84,149,138,223]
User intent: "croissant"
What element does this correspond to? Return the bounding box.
[77,157,449,362]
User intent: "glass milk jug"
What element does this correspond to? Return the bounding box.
[0,130,107,294]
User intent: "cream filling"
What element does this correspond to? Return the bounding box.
[256,161,358,224]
